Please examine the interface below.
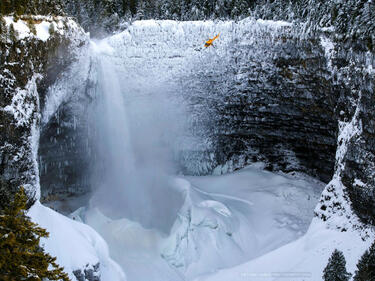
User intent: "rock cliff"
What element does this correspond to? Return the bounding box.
[0,15,87,208]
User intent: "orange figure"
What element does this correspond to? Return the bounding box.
[204,33,220,48]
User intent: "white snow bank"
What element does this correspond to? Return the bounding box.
[71,207,183,281]
[195,218,373,281]
[73,164,323,281]
[28,202,126,281]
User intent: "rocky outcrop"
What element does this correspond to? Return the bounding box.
[73,263,100,281]
[0,15,87,208]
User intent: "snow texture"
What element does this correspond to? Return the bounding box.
[28,202,126,281]
[195,218,373,281]
[194,32,375,281]
[4,16,83,42]
[71,164,323,281]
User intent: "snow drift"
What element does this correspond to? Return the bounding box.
[28,202,126,281]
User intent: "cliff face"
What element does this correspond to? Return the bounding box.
[315,34,375,228]
[0,15,87,208]
[34,17,374,227]
[185,28,338,183]
[1,0,373,230]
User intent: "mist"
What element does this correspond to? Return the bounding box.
[88,40,187,233]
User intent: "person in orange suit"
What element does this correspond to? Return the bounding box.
[204,33,220,48]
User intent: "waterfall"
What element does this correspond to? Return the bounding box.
[89,40,184,233]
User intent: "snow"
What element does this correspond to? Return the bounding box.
[28,202,126,281]
[255,19,292,27]
[3,15,84,42]
[315,91,369,234]
[195,218,372,281]
[320,36,335,70]
[354,178,366,187]
[71,164,324,281]
[34,21,51,41]
[103,17,292,85]
[3,74,40,127]
[4,16,30,40]
[34,17,373,281]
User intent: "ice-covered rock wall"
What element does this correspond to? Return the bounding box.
[0,15,87,207]
[316,31,375,227]
[35,17,374,227]
[99,19,338,182]
[36,18,339,202]
[38,40,94,202]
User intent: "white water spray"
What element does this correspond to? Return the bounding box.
[89,40,184,233]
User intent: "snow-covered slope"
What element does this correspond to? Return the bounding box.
[71,164,323,281]
[28,202,126,281]
[195,218,372,281]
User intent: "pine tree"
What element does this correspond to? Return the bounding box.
[0,16,6,35]
[0,187,70,281]
[231,0,250,19]
[9,23,18,41]
[323,249,352,281]
[353,241,375,281]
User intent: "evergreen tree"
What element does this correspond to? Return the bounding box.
[353,241,375,281]
[9,23,18,41]
[231,0,250,19]
[0,187,70,281]
[0,16,6,35]
[323,249,352,281]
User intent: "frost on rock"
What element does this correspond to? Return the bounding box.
[100,18,319,178]
[1,75,42,201]
[315,25,375,235]
[4,74,41,127]
[315,92,371,237]
[0,14,88,207]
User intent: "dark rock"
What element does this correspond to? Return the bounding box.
[73,263,101,281]
[183,31,338,183]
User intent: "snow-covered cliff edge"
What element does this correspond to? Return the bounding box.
[0,15,87,207]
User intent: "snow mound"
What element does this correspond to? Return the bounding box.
[28,202,126,281]
[161,178,247,279]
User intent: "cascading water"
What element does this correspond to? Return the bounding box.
[88,40,185,233]
[90,41,138,221]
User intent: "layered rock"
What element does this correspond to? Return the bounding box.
[187,30,338,182]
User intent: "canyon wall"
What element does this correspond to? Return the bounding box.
[0,15,87,208]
